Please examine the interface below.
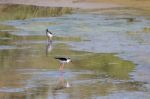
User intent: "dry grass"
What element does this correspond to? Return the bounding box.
[0,4,73,21]
[1,0,150,10]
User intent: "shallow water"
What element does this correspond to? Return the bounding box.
[0,4,150,99]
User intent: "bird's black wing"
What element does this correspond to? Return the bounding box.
[55,57,67,61]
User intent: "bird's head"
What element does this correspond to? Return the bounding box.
[46,29,52,34]
[67,58,72,63]
[46,29,49,32]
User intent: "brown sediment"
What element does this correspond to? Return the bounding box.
[0,0,150,10]
[75,0,150,10]
[0,0,122,9]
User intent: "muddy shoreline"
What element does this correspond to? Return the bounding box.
[0,1,150,99]
[0,0,149,10]
[0,0,123,9]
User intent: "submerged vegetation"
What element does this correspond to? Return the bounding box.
[0,24,16,30]
[0,4,73,21]
[0,40,135,80]
[0,2,147,98]
[143,27,150,33]
[73,53,135,80]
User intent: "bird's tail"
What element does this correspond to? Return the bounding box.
[54,57,59,59]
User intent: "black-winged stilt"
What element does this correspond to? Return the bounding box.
[46,29,53,41]
[55,57,72,71]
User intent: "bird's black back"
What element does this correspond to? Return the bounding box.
[55,57,67,61]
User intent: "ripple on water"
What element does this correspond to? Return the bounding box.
[94,92,150,99]
[0,6,150,98]
[0,45,17,50]
[0,87,25,93]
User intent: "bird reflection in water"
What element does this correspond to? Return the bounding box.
[52,71,71,93]
[46,40,53,56]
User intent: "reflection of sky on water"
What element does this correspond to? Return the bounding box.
[2,12,150,79]
[2,14,149,51]
[0,45,17,50]
[95,92,150,99]
[0,69,148,99]
[0,10,150,99]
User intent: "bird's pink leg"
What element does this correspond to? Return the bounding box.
[59,64,62,71]
[61,63,64,71]
[59,63,64,71]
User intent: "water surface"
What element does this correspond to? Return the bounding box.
[0,4,150,99]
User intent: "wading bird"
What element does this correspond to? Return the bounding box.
[46,29,53,42]
[55,57,72,71]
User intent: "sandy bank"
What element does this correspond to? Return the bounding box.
[0,0,122,9]
[0,0,150,10]
[77,0,150,9]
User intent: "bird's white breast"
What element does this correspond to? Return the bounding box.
[48,33,53,38]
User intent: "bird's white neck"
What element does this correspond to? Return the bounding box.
[66,59,71,63]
